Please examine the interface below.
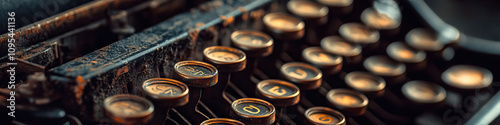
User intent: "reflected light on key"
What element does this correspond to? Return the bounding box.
[363,55,406,76]
[361,8,399,29]
[333,94,362,106]
[310,113,339,124]
[442,65,493,89]
[339,23,379,44]
[350,78,377,90]
[268,18,300,31]
[447,69,484,86]
[407,85,436,101]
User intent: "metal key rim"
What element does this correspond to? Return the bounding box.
[305,107,346,125]
[104,94,154,120]
[142,78,189,100]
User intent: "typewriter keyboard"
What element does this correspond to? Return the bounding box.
[1,0,499,125]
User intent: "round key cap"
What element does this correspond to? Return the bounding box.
[321,36,362,57]
[231,98,276,124]
[339,23,380,44]
[173,61,218,88]
[280,62,323,90]
[363,55,406,84]
[405,28,444,51]
[317,0,353,15]
[387,42,426,63]
[204,46,246,73]
[402,81,446,104]
[441,65,493,90]
[231,30,274,57]
[142,78,189,107]
[326,89,369,116]
[201,118,245,125]
[386,41,427,71]
[361,7,400,31]
[104,94,154,124]
[305,107,346,125]
[287,0,329,24]
[302,47,343,75]
[257,79,300,107]
[345,72,386,97]
[263,13,305,40]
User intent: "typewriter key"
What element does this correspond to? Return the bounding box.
[174,61,218,124]
[360,7,401,36]
[405,28,444,52]
[257,79,300,107]
[288,0,329,46]
[320,36,363,67]
[174,61,218,88]
[320,36,361,57]
[203,46,246,117]
[302,47,343,75]
[104,94,154,124]
[231,98,276,125]
[201,118,245,125]
[142,78,189,124]
[339,23,380,45]
[287,0,328,21]
[281,62,323,90]
[305,107,346,125]
[386,42,427,71]
[142,78,189,107]
[327,89,368,116]
[231,30,273,57]
[204,46,246,73]
[345,72,386,97]
[263,13,305,40]
[317,0,353,15]
[441,65,493,90]
[230,30,273,97]
[402,81,446,104]
[363,55,406,84]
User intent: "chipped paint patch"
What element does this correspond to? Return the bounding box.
[116,66,129,77]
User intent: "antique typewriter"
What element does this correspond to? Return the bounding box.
[1,0,500,124]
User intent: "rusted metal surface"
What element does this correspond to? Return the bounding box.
[0,0,93,34]
[0,0,143,56]
[47,0,271,123]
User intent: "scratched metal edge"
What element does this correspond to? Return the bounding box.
[47,0,271,122]
[0,0,146,56]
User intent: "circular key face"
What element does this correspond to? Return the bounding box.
[402,81,446,104]
[326,89,368,116]
[204,46,246,72]
[305,107,346,125]
[405,28,444,51]
[317,0,352,7]
[257,79,300,106]
[339,23,380,44]
[142,78,189,107]
[104,94,154,124]
[231,30,274,57]
[263,13,305,40]
[363,55,406,76]
[441,65,493,90]
[321,36,362,57]
[201,118,245,125]
[174,61,218,88]
[281,62,323,90]
[231,98,276,124]
[361,8,400,30]
[303,47,343,68]
[386,41,426,63]
[345,72,386,93]
[287,0,328,18]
